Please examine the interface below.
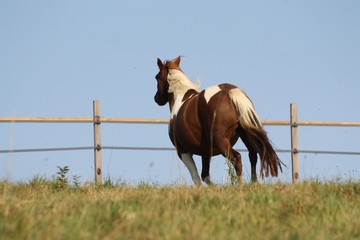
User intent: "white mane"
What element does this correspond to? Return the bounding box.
[167,69,200,97]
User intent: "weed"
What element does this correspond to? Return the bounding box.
[56,166,69,189]
[72,175,81,188]
[225,158,238,186]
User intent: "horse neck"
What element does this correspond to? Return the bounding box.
[167,69,200,100]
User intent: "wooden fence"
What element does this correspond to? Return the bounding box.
[1,101,360,184]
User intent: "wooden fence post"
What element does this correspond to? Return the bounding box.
[93,100,102,184]
[290,103,300,183]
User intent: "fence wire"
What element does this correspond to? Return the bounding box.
[1,146,360,156]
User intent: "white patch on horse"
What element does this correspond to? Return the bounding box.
[167,69,200,96]
[171,92,186,119]
[168,69,200,119]
[204,85,221,103]
[180,153,202,185]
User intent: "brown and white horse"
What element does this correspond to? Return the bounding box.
[154,56,283,185]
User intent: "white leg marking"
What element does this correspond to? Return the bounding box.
[204,85,221,103]
[181,153,202,185]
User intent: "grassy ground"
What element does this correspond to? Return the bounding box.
[0,179,359,240]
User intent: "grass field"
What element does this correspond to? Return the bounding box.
[0,178,359,240]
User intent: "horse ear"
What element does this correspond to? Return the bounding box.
[157,58,163,69]
[174,55,181,66]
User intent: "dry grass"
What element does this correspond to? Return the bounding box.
[0,179,359,240]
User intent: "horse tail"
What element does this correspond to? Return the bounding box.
[228,88,283,178]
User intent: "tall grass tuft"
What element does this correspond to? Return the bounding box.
[225,157,238,185]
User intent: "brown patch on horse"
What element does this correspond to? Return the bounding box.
[182,89,198,102]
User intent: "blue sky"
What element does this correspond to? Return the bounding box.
[1,1,359,184]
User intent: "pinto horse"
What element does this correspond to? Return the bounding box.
[154,56,282,185]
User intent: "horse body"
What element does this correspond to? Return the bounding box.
[171,84,239,157]
[155,56,282,185]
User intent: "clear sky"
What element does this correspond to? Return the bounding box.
[1,0,359,185]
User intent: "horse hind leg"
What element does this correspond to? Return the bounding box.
[229,149,243,184]
[201,156,214,185]
[238,130,258,183]
[248,150,258,183]
[219,143,243,184]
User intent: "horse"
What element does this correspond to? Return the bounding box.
[154,56,283,185]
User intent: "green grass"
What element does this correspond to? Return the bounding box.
[0,179,359,240]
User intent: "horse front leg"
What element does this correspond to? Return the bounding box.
[180,153,202,186]
[201,156,214,185]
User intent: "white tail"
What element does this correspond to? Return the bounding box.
[229,87,283,177]
[228,88,261,129]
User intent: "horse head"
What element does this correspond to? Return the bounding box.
[154,56,182,106]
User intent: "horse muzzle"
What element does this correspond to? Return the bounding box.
[154,93,167,106]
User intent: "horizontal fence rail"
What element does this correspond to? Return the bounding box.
[2,117,360,126]
[1,101,359,184]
